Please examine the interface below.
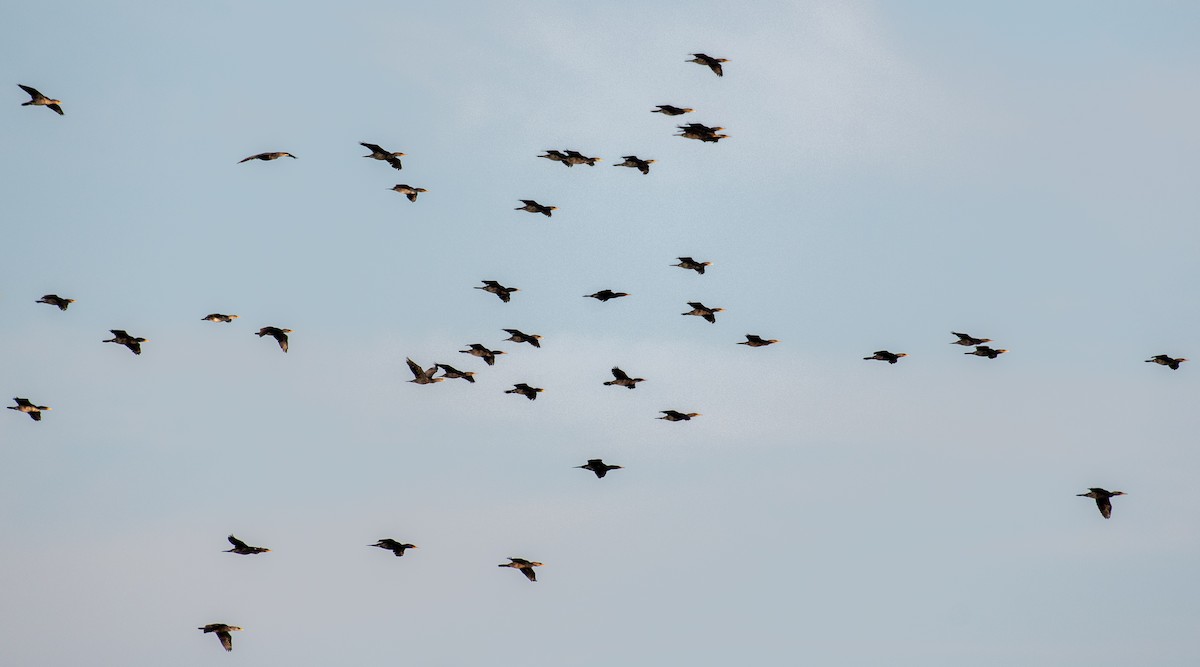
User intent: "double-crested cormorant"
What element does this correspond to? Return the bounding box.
[576,459,623,478]
[562,150,601,167]
[503,329,542,348]
[224,535,270,555]
[671,257,712,274]
[201,313,238,323]
[360,142,405,170]
[585,290,629,302]
[198,624,242,652]
[516,200,556,217]
[738,334,779,347]
[965,346,1007,359]
[390,184,426,202]
[614,156,655,175]
[1146,354,1187,370]
[370,539,417,557]
[676,122,729,142]
[951,332,991,346]
[406,358,443,385]
[238,152,295,163]
[658,410,700,421]
[538,149,569,164]
[103,329,148,355]
[461,344,505,366]
[864,351,907,364]
[476,280,519,303]
[687,53,729,76]
[499,557,542,582]
[18,84,63,115]
[682,301,723,323]
[1077,488,1126,519]
[8,397,50,421]
[36,294,75,311]
[653,104,693,116]
[436,363,476,383]
[256,326,291,353]
[505,383,544,400]
[604,367,644,389]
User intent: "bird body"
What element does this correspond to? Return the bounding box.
[585,290,629,302]
[615,156,655,175]
[18,84,63,115]
[516,200,556,217]
[436,363,476,383]
[238,152,295,163]
[390,184,426,202]
[739,334,779,347]
[103,329,148,355]
[505,383,544,400]
[682,301,724,323]
[461,344,505,366]
[1146,354,1187,370]
[672,257,712,274]
[576,459,623,478]
[256,326,291,353]
[653,104,693,116]
[562,149,601,166]
[499,557,542,582]
[687,53,729,76]
[476,280,519,302]
[864,350,907,364]
[1077,488,1126,519]
[965,346,1007,359]
[951,332,991,346]
[538,149,569,164]
[198,624,242,652]
[658,410,700,421]
[360,142,405,170]
[370,539,417,557]
[406,358,443,384]
[8,397,50,421]
[224,535,270,555]
[36,294,75,311]
[503,329,542,347]
[604,367,644,389]
[201,313,238,323]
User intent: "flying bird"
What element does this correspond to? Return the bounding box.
[390,184,427,202]
[505,383,544,400]
[201,313,238,323]
[671,257,712,274]
[435,363,476,383]
[538,149,569,165]
[18,84,63,115]
[951,332,991,346]
[1077,488,1126,519]
[360,142,405,170]
[1146,354,1187,370]
[652,104,693,116]
[476,280,519,303]
[676,123,729,142]
[738,335,779,347]
[614,156,655,175]
[965,346,1007,359]
[682,301,724,323]
[198,624,242,652]
[103,329,148,355]
[256,326,291,353]
[515,200,556,217]
[499,557,542,582]
[406,358,443,385]
[238,152,295,163]
[864,350,907,364]
[460,344,505,366]
[585,290,629,302]
[370,539,417,557]
[576,459,623,479]
[8,397,50,421]
[687,53,729,76]
[604,367,645,389]
[658,410,700,422]
[503,329,542,348]
[36,294,75,311]
[224,535,270,555]
[562,150,602,167]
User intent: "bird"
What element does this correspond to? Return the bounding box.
[18,84,63,115]
[505,383,544,400]
[965,345,1007,359]
[671,257,712,274]
[503,329,542,348]
[738,335,779,347]
[1077,488,1126,519]
[238,152,295,163]
[1146,354,1187,370]
[585,290,629,302]
[369,539,417,557]
[682,301,724,323]
[360,142,405,170]
[476,280,519,303]
[499,557,542,582]
[460,344,505,366]
[515,200,556,217]
[198,624,242,652]
[406,358,443,385]
[676,123,729,142]
[224,535,270,555]
[256,326,291,353]
[562,150,602,166]
[8,397,50,421]
[687,53,729,76]
[614,156,655,175]
[658,410,701,422]
[576,459,623,478]
[652,104,693,116]
[36,294,75,311]
[390,184,427,202]
[538,149,569,165]
[951,332,991,346]
[103,329,148,355]
[435,363,476,383]
[201,313,238,323]
[604,367,645,389]
[864,350,907,364]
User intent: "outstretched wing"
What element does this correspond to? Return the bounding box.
[227,535,249,549]
[520,566,537,582]
[217,630,233,652]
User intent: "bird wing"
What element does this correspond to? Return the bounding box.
[521,566,537,582]
[1097,497,1112,519]
[385,156,403,170]
[30,411,42,421]
[14,398,33,407]
[611,367,630,381]
[227,535,249,549]
[406,358,425,378]
[360,142,385,153]
[702,312,716,323]
[217,631,233,652]
[498,291,511,303]
[277,335,289,353]
[238,153,264,163]
[686,302,705,309]
[110,330,129,337]
[127,341,142,355]
[47,103,64,115]
[19,84,42,98]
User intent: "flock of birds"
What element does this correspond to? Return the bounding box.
[11,48,1178,655]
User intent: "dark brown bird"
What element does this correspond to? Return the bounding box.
[738,335,779,347]
[658,410,700,421]
[1146,354,1187,370]
[585,290,629,302]
[682,301,724,323]
[1077,488,1126,519]
[538,149,569,164]
[103,329,148,355]
[8,397,50,421]
[505,383,544,400]
[652,104,693,116]
[687,53,729,76]
[460,344,505,366]
[224,535,270,555]
[676,123,729,142]
[576,459,623,478]
[238,152,295,163]
[256,326,291,353]
[370,539,417,557]
[406,358,443,385]
[671,257,712,274]
[201,313,238,323]
[18,84,63,115]
[503,329,542,348]
[476,280,519,303]
[614,156,655,175]
[965,346,1007,359]
[562,150,601,167]
[435,363,476,383]
[516,200,556,217]
[198,624,242,652]
[360,142,405,170]
[390,184,426,202]
[499,557,542,582]
[604,367,645,389]
[951,332,991,346]
[864,350,907,364]
[36,294,75,311]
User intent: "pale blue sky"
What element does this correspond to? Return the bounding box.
[3,1,1200,665]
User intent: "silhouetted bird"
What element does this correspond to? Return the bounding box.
[671,257,712,274]
[436,363,476,383]
[461,344,505,366]
[864,350,907,364]
[360,142,405,170]
[505,383,544,400]
[503,329,542,348]
[1077,488,1126,519]
[256,326,291,353]
[201,313,238,323]
[658,410,700,421]
[476,280,519,303]
[563,150,601,167]
[499,557,542,582]
[198,624,242,652]
[676,123,729,142]
[103,329,148,355]
[370,539,417,557]
[538,149,569,165]
[739,335,779,347]
[687,53,729,76]
[406,358,443,385]
[238,152,295,163]
[585,290,629,302]
[516,200,556,217]
[36,294,75,311]
[1146,354,1187,370]
[951,332,991,346]
[224,535,270,555]
[614,156,655,174]
[8,397,50,421]
[653,104,693,116]
[390,184,426,202]
[18,84,63,115]
[604,367,645,389]
[576,459,623,478]
[965,345,1007,359]
[682,301,723,323]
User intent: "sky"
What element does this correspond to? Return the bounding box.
[3,1,1200,665]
